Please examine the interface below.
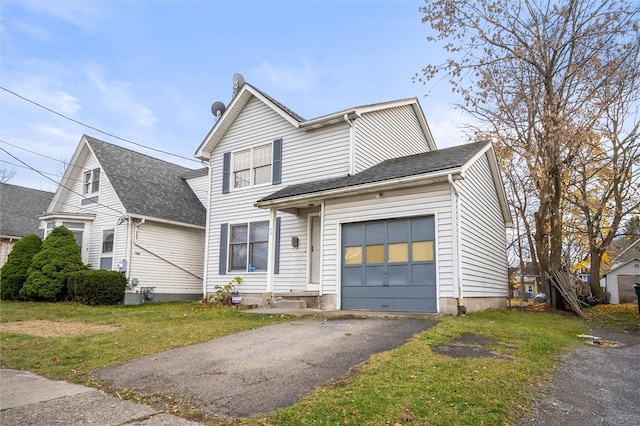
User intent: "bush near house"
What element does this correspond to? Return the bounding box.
[20,226,86,301]
[0,234,43,300]
[67,270,128,305]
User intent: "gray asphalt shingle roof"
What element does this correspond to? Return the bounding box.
[258,141,488,203]
[0,183,53,237]
[85,136,206,227]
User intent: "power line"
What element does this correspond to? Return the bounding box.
[0,148,125,218]
[1,86,200,164]
[1,139,71,164]
[1,138,97,183]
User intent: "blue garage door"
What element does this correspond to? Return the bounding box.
[341,216,436,312]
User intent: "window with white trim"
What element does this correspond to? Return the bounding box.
[100,229,114,270]
[83,168,100,194]
[233,144,272,189]
[229,221,269,272]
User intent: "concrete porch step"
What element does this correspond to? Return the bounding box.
[270,299,307,309]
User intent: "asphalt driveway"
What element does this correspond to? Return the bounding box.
[92,317,435,418]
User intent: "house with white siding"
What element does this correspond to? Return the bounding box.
[600,240,640,304]
[42,135,207,304]
[0,183,54,268]
[195,83,512,314]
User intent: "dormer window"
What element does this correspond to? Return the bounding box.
[84,168,100,194]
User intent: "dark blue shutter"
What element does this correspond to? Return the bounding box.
[222,152,231,194]
[274,217,281,274]
[219,223,228,275]
[272,138,282,185]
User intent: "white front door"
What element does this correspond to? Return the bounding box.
[309,215,321,286]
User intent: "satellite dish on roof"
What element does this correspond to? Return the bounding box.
[211,101,226,119]
[232,73,245,96]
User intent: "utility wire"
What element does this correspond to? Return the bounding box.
[1,86,200,164]
[1,147,126,218]
[1,138,99,183]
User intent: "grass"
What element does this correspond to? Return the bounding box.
[1,301,638,425]
[0,301,290,381]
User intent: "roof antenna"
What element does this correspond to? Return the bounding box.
[232,73,245,97]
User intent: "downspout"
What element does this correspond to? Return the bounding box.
[319,199,325,297]
[448,174,466,315]
[344,113,355,176]
[202,163,212,298]
[266,207,277,294]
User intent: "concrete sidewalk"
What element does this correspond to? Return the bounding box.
[0,369,200,426]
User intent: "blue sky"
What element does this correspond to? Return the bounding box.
[1,0,468,191]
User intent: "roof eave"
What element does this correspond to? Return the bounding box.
[39,212,97,221]
[254,168,463,210]
[127,213,206,230]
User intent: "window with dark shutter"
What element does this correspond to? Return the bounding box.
[219,223,228,275]
[222,152,231,194]
[272,138,282,185]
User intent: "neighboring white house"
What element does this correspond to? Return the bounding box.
[0,183,53,268]
[42,135,207,304]
[195,82,512,314]
[600,255,640,304]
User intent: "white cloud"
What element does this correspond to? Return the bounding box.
[86,65,157,128]
[4,76,81,115]
[254,58,317,93]
[21,0,104,33]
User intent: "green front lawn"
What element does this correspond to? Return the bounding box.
[1,301,636,425]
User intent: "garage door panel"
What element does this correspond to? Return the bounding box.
[388,265,409,285]
[364,266,385,285]
[412,264,436,285]
[411,217,435,240]
[342,224,364,246]
[343,267,363,286]
[343,285,434,299]
[341,296,437,312]
[365,222,386,243]
[387,220,409,242]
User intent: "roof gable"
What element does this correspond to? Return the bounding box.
[84,136,206,227]
[51,135,206,227]
[195,84,304,159]
[0,183,53,238]
[195,83,437,159]
[604,257,640,276]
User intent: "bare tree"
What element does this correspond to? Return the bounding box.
[418,0,640,304]
[1,167,16,183]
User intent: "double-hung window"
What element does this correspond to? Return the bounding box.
[100,229,114,270]
[229,221,269,272]
[84,168,100,194]
[233,144,272,189]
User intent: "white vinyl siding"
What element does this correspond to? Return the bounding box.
[185,173,209,206]
[204,97,351,294]
[322,184,455,306]
[457,154,509,297]
[271,209,318,293]
[129,221,204,295]
[353,105,430,173]
[63,155,127,266]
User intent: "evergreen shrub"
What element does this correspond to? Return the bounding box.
[67,270,127,305]
[0,234,42,300]
[20,226,85,301]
